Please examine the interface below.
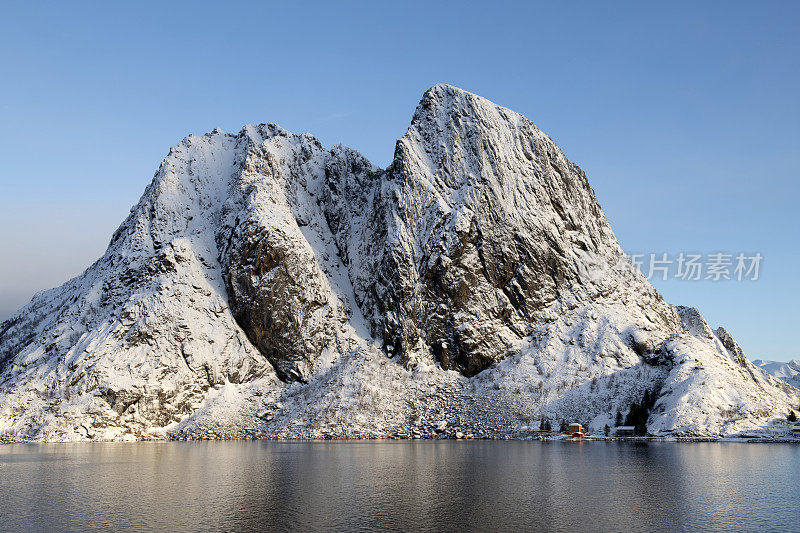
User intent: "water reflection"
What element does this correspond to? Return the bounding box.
[0,441,798,532]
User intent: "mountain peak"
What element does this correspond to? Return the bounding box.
[0,88,796,442]
[421,83,475,100]
[413,83,512,123]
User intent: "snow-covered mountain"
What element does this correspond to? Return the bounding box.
[0,85,796,442]
[753,359,800,389]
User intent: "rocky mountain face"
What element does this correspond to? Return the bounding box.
[371,87,677,376]
[0,85,796,441]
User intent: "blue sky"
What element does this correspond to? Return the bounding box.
[0,1,797,361]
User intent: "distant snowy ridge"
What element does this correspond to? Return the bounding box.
[753,359,800,389]
[0,85,797,442]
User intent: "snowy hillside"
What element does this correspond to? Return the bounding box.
[0,85,797,442]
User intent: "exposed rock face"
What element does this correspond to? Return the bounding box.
[377,87,622,373]
[0,85,796,441]
[215,129,373,382]
[715,327,748,366]
[358,86,679,375]
[0,130,277,438]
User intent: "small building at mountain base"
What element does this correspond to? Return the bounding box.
[613,426,636,437]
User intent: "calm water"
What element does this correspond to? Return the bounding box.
[0,441,798,532]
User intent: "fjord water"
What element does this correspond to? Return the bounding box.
[1,441,798,532]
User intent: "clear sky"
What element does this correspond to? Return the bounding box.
[1,1,797,361]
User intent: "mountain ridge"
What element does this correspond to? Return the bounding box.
[0,85,796,442]
[753,359,800,389]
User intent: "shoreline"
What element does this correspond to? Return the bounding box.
[2,434,799,445]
